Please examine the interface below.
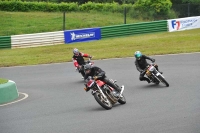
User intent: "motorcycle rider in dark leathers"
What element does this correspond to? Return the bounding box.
[84,64,121,97]
[134,51,162,83]
[72,48,92,77]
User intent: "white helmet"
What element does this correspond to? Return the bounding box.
[73,48,79,55]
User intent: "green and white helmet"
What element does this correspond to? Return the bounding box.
[134,51,142,60]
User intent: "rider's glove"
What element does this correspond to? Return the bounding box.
[151,58,155,63]
[84,87,90,92]
[93,76,98,80]
[78,65,81,68]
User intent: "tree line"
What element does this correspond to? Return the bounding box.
[0,0,199,19]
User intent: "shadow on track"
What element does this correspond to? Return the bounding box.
[136,84,168,90]
[88,102,126,111]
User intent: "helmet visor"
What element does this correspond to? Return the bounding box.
[74,51,79,56]
[135,53,142,60]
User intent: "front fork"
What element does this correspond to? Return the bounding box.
[91,84,107,100]
[152,70,164,82]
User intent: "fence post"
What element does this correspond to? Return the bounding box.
[124,6,126,24]
[188,3,190,17]
[63,11,66,30]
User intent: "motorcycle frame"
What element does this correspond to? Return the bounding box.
[88,80,107,99]
[87,79,119,103]
[146,65,161,83]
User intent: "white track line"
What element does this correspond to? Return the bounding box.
[0,92,28,107]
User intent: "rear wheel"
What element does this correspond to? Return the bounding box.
[158,75,169,87]
[94,91,112,110]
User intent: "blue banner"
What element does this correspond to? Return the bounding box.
[64,28,101,44]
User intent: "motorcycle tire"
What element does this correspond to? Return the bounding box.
[118,94,126,104]
[94,91,112,110]
[158,75,169,87]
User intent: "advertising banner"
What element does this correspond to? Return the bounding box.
[167,16,200,32]
[64,28,101,44]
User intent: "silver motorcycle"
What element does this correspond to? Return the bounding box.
[144,63,169,87]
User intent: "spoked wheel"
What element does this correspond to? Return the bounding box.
[94,91,112,110]
[118,94,126,104]
[158,75,169,87]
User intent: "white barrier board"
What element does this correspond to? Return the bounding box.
[168,16,200,32]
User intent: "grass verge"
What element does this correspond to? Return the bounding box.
[0,78,8,84]
[0,28,200,67]
[0,11,142,36]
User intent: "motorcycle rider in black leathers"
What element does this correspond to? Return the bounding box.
[84,64,121,97]
[134,51,162,83]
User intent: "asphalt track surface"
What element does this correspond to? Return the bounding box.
[0,53,200,133]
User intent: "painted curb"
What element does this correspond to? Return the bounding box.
[0,80,19,104]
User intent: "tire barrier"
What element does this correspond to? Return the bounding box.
[0,80,19,104]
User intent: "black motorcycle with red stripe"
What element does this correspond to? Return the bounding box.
[84,76,126,110]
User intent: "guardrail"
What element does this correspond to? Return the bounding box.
[101,20,167,39]
[1,17,200,49]
[0,36,11,49]
[11,31,64,48]
[0,20,168,49]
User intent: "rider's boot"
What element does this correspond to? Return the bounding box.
[113,85,125,98]
[142,77,150,83]
[156,69,163,74]
[158,70,163,74]
[80,71,85,79]
[112,90,120,97]
[111,86,121,98]
[105,78,122,98]
[146,78,150,83]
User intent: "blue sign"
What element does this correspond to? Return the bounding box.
[64,28,101,44]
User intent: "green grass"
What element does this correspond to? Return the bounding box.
[0,11,199,67]
[0,78,8,84]
[0,28,200,67]
[0,11,143,36]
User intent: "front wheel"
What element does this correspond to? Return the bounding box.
[94,91,112,110]
[158,75,169,87]
[118,94,126,104]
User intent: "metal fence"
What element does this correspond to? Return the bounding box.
[1,3,199,36]
[172,3,200,18]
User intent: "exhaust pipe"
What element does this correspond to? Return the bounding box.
[119,85,124,97]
